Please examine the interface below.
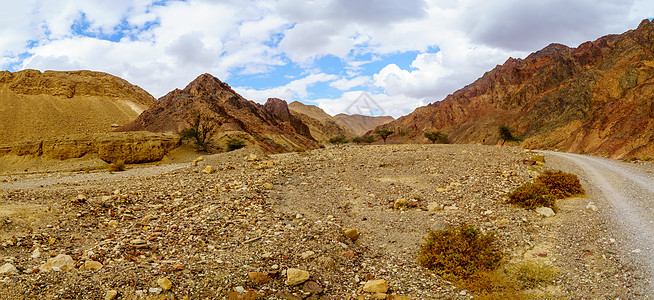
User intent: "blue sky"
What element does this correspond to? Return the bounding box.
[1,0,652,117]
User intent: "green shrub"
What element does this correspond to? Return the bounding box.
[352,137,363,144]
[507,182,556,209]
[328,135,348,144]
[511,261,558,289]
[418,225,503,279]
[424,131,449,144]
[226,138,246,151]
[535,170,584,199]
[361,135,375,144]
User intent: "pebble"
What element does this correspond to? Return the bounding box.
[104,290,118,300]
[80,260,103,270]
[157,277,173,290]
[234,286,246,293]
[301,251,316,259]
[203,166,215,174]
[344,228,360,241]
[586,202,598,211]
[31,248,41,259]
[149,287,163,294]
[263,183,274,189]
[0,263,18,275]
[393,198,408,209]
[363,279,389,293]
[535,207,555,217]
[40,254,74,272]
[285,268,310,286]
[248,272,271,284]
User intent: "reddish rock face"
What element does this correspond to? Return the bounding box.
[380,19,654,159]
[118,73,318,153]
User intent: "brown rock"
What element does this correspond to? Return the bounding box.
[302,281,323,294]
[363,279,389,293]
[248,272,271,284]
[157,277,173,291]
[285,268,310,286]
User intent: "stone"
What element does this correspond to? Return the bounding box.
[80,260,103,270]
[263,183,274,190]
[344,228,360,242]
[373,293,388,299]
[393,198,408,209]
[248,272,271,284]
[31,248,41,259]
[246,154,259,161]
[40,254,74,272]
[108,220,119,228]
[0,263,18,275]
[363,279,389,293]
[285,268,310,286]
[157,277,173,290]
[586,202,598,211]
[427,202,441,212]
[149,287,163,294]
[535,207,555,217]
[105,290,118,300]
[203,166,214,174]
[234,286,246,293]
[302,281,323,294]
[301,251,316,259]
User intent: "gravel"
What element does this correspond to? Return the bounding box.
[0,144,649,299]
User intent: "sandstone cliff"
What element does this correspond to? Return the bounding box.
[0,70,155,146]
[288,101,356,144]
[118,74,319,153]
[381,19,654,159]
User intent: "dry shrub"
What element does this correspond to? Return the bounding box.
[507,182,556,210]
[418,225,502,279]
[535,170,584,199]
[108,160,126,172]
[512,260,559,289]
[530,155,545,163]
[464,269,524,300]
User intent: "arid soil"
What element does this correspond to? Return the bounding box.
[0,144,650,299]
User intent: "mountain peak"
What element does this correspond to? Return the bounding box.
[183,73,235,98]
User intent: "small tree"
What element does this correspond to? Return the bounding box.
[498,125,522,145]
[329,135,348,145]
[375,129,394,144]
[352,137,364,144]
[424,131,449,144]
[180,112,217,152]
[361,135,375,145]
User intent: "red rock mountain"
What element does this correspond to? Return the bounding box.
[118,73,319,153]
[381,19,654,159]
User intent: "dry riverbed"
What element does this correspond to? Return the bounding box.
[0,144,649,299]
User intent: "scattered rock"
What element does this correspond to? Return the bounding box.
[80,260,103,270]
[0,263,18,275]
[248,272,271,284]
[246,154,259,161]
[107,220,119,228]
[104,290,118,300]
[263,183,274,190]
[285,268,310,286]
[535,207,555,217]
[40,254,74,272]
[586,202,598,211]
[157,277,173,290]
[301,251,316,259]
[31,248,41,259]
[427,202,441,212]
[203,166,214,174]
[302,281,324,294]
[393,198,408,209]
[344,228,360,242]
[149,287,163,294]
[363,279,389,293]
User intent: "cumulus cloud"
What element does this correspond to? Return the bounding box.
[311,90,424,118]
[235,73,339,104]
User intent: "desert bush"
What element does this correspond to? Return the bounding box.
[507,182,556,210]
[226,138,246,152]
[424,131,449,144]
[351,137,363,144]
[498,125,522,145]
[180,112,217,152]
[535,170,584,199]
[108,160,126,172]
[642,155,652,161]
[511,261,558,289]
[328,135,348,145]
[375,129,394,144]
[361,135,375,144]
[418,225,502,279]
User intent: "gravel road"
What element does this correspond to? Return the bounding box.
[542,151,654,295]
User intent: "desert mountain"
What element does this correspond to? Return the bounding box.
[380,19,654,159]
[118,73,319,153]
[333,114,395,136]
[288,101,356,144]
[0,69,154,146]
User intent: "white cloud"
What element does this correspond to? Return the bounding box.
[311,91,424,118]
[330,76,372,91]
[235,73,339,103]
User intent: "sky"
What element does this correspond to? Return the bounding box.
[1,0,652,117]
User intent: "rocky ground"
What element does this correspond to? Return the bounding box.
[0,144,650,299]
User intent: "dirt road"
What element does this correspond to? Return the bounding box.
[543,151,654,295]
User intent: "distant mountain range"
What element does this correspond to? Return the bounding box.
[380,19,654,159]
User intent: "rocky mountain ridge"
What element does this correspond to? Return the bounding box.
[118,74,319,153]
[381,19,654,159]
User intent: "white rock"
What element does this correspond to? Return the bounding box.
[586,202,598,211]
[535,207,555,217]
[31,248,41,259]
[0,263,18,275]
[234,286,245,293]
[40,254,74,272]
[149,287,163,294]
[632,249,642,254]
